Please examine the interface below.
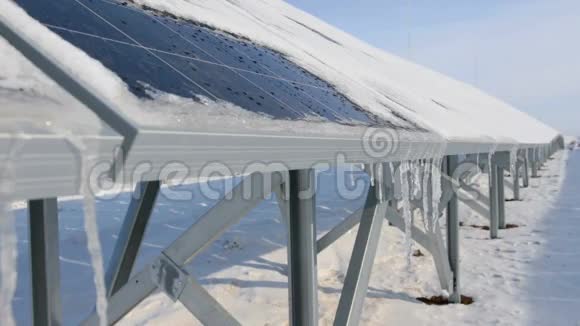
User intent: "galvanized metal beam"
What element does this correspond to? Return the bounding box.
[529,148,539,178]
[28,198,62,326]
[513,159,521,201]
[445,156,461,303]
[287,169,318,326]
[150,254,240,325]
[316,162,453,293]
[489,154,500,239]
[522,155,530,188]
[317,207,363,254]
[179,276,240,326]
[497,166,506,229]
[83,268,156,325]
[164,173,280,265]
[106,181,160,297]
[334,165,387,326]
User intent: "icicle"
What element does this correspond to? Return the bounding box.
[0,135,27,326]
[488,143,498,183]
[412,160,422,200]
[376,164,383,200]
[509,145,518,177]
[79,149,108,326]
[399,162,413,268]
[0,203,17,326]
[431,158,444,229]
[59,132,108,326]
[369,164,375,187]
[421,160,431,232]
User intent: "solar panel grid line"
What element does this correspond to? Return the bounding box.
[149,10,351,124]
[76,0,413,128]
[203,0,427,129]
[43,22,335,91]
[96,0,361,124]
[132,3,347,122]
[71,0,222,103]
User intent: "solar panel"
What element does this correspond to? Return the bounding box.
[2,0,561,202]
[14,0,423,130]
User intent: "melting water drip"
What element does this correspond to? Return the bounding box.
[79,147,108,326]
[44,125,108,325]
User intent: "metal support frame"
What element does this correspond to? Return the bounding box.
[334,164,387,326]
[497,166,506,229]
[522,155,530,188]
[316,162,454,295]
[287,169,318,326]
[529,148,539,178]
[83,172,281,325]
[105,181,160,297]
[513,157,521,201]
[445,156,461,303]
[489,154,500,239]
[28,198,62,326]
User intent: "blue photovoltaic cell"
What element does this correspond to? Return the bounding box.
[15,0,424,130]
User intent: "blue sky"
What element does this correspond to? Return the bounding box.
[286,0,580,136]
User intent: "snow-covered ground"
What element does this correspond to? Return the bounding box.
[5,148,576,325]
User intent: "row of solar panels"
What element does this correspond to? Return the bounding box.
[0,0,563,200]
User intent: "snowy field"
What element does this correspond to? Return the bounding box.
[4,148,576,325]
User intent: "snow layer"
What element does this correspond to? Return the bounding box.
[130,0,559,144]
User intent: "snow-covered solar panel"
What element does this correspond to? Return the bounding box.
[0,0,562,201]
[14,0,423,130]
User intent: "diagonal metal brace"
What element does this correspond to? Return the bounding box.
[82,172,282,325]
[150,253,240,326]
[150,254,188,302]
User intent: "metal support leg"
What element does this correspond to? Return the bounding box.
[531,161,539,178]
[522,156,529,188]
[497,167,506,229]
[106,181,160,297]
[288,169,318,326]
[445,156,461,303]
[513,162,521,201]
[334,167,387,326]
[489,155,499,239]
[28,198,62,326]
